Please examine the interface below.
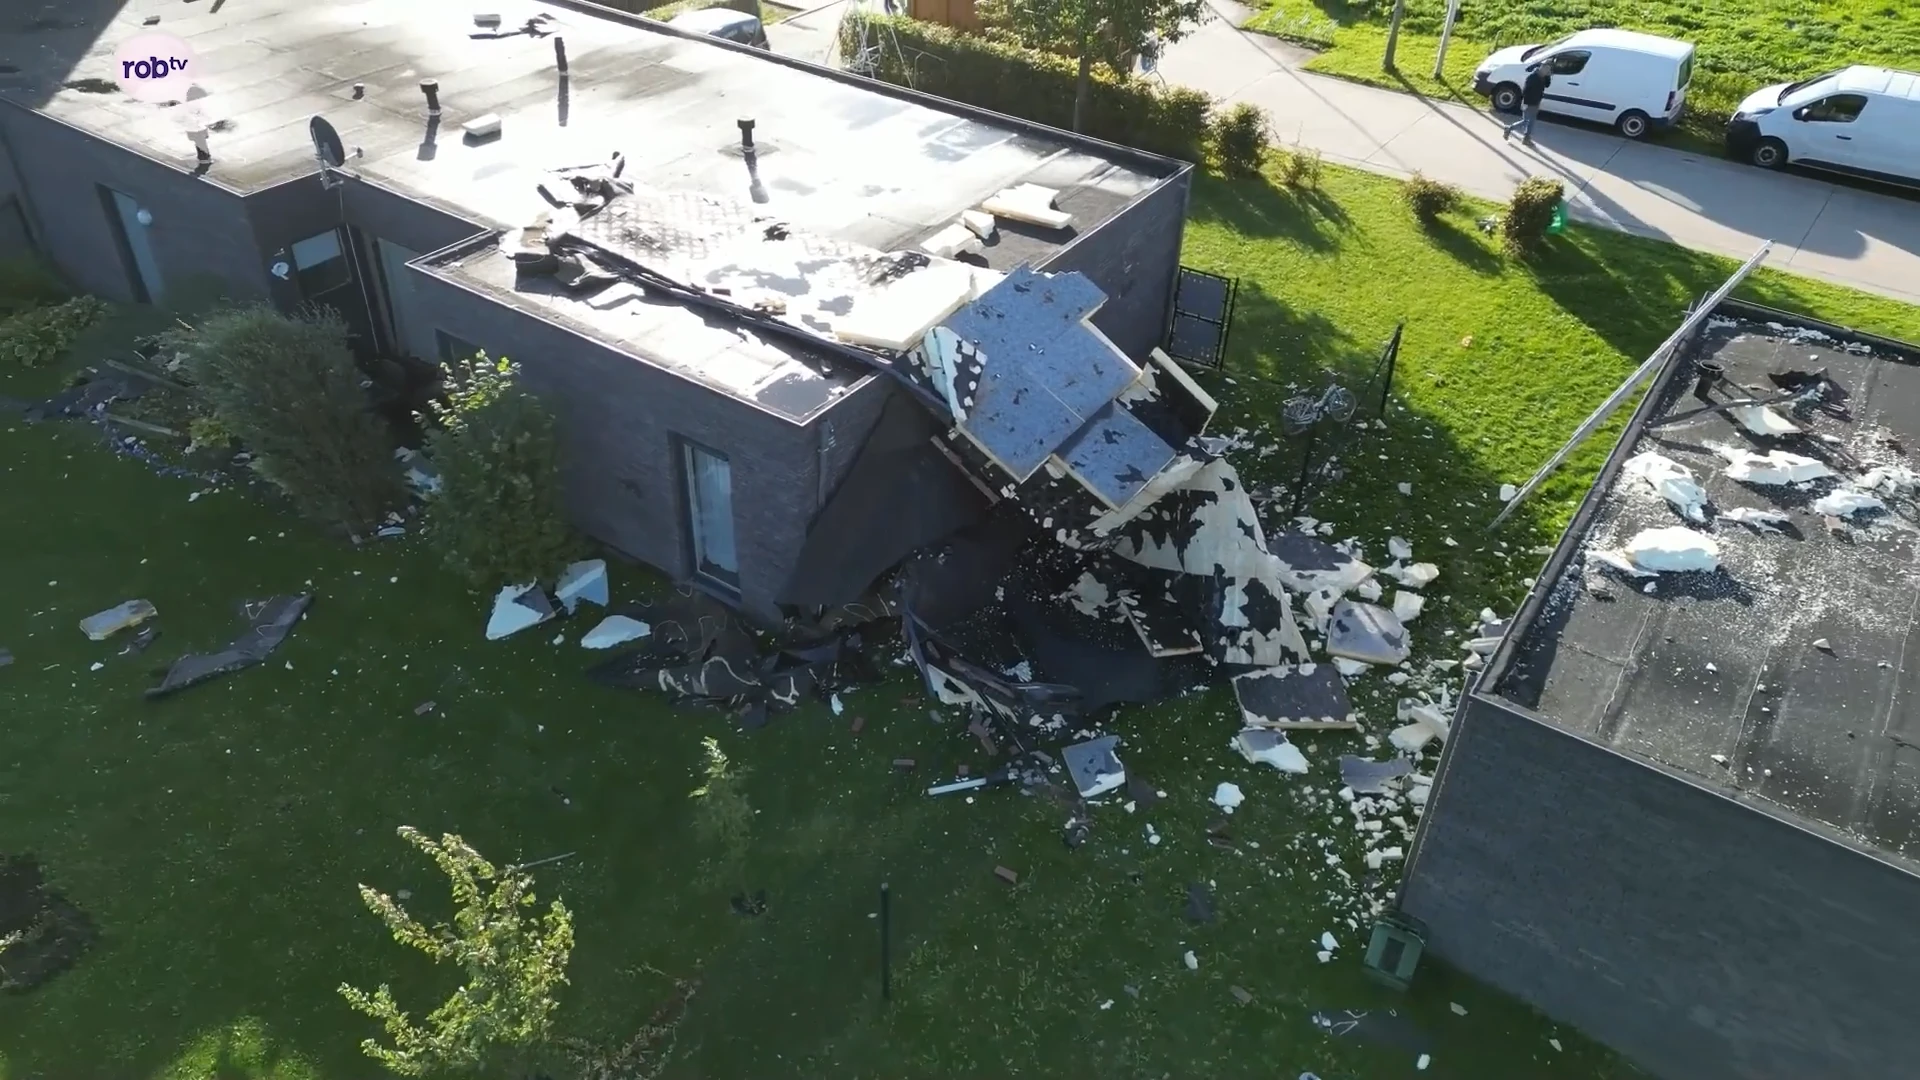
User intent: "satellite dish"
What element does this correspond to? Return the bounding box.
[309,116,346,168]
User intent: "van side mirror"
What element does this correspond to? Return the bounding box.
[1792,106,1809,121]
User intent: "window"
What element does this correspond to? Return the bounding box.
[290,228,352,297]
[682,441,739,590]
[1677,53,1693,89]
[437,330,481,363]
[1548,51,1590,76]
[1801,94,1868,123]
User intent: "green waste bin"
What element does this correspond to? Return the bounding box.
[1546,198,1568,235]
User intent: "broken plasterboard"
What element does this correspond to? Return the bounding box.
[1232,663,1359,729]
[1326,602,1411,666]
[554,559,609,613]
[1623,452,1709,523]
[581,615,651,649]
[834,257,979,352]
[486,583,558,640]
[1268,532,1375,596]
[1811,488,1884,518]
[960,210,995,239]
[980,183,1072,230]
[1120,582,1205,657]
[1712,444,1833,485]
[1234,728,1309,774]
[1730,404,1800,438]
[1062,735,1127,798]
[1339,755,1413,794]
[921,221,983,260]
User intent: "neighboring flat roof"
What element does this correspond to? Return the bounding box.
[2,0,1175,423]
[1488,302,1920,870]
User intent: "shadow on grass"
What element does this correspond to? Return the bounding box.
[1522,231,1727,362]
[1421,215,1502,276]
[1220,278,1360,383]
[1187,172,1351,252]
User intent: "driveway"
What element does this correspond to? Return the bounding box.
[1154,1,1920,305]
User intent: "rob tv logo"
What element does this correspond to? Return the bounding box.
[114,33,197,103]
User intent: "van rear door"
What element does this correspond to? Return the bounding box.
[1856,98,1920,182]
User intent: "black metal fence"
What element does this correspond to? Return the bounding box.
[1163,267,1236,370]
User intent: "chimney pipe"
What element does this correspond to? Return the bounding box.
[420,79,441,116]
[737,117,755,152]
[188,128,211,163]
[554,35,568,74]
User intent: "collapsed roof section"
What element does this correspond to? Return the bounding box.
[506,165,1318,721]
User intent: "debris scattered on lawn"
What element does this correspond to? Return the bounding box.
[580,614,650,649]
[1720,506,1790,533]
[1622,452,1709,522]
[1063,735,1126,798]
[1230,985,1253,1004]
[413,700,436,716]
[147,594,312,699]
[0,649,11,668]
[830,693,845,715]
[850,714,865,733]
[1232,729,1309,774]
[1233,664,1358,729]
[88,661,105,672]
[1319,930,1338,951]
[1498,483,1517,501]
[1383,562,1439,589]
[0,853,98,993]
[1185,883,1216,922]
[554,559,609,613]
[1340,754,1413,794]
[1391,591,1425,623]
[1397,482,1412,495]
[893,757,916,770]
[1549,1038,1563,1052]
[1183,949,1199,970]
[79,599,156,641]
[486,583,558,640]
[1213,782,1245,813]
[1813,638,1832,652]
[1312,1008,1432,1055]
[993,865,1019,884]
[1450,1002,1468,1016]
[1417,1053,1432,1070]
[119,624,159,655]
[1326,602,1410,666]
[1387,536,1412,560]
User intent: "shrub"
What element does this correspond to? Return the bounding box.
[838,14,1211,160]
[165,305,401,531]
[1503,176,1565,256]
[1274,146,1324,190]
[1208,102,1271,177]
[1401,172,1462,223]
[0,295,106,368]
[421,352,575,590]
[0,258,68,319]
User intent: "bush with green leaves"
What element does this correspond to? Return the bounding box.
[340,827,575,1078]
[0,258,69,319]
[1274,146,1324,190]
[691,736,753,891]
[0,295,106,368]
[1401,172,1462,223]
[1208,103,1271,177]
[421,352,575,590]
[1504,176,1566,256]
[164,305,400,531]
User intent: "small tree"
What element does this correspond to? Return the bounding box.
[1503,176,1566,257]
[978,0,1206,134]
[1208,103,1271,177]
[422,352,576,590]
[339,827,575,1078]
[690,737,753,895]
[1401,172,1462,223]
[165,305,401,532]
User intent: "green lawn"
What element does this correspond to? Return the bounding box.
[3,162,1919,1080]
[1245,0,1920,154]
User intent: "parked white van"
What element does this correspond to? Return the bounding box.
[1472,29,1696,139]
[1727,66,1920,185]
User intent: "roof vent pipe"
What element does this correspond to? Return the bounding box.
[188,128,210,163]
[554,35,568,74]
[420,79,441,117]
[737,117,755,152]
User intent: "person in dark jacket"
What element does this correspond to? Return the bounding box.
[1504,63,1551,144]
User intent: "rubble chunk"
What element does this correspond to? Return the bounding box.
[580,615,650,649]
[486,584,557,640]
[554,559,609,613]
[1623,452,1709,522]
[1340,754,1413,794]
[1391,591,1426,623]
[1326,602,1411,666]
[80,599,156,641]
[994,865,1018,884]
[1233,729,1309,774]
[1063,735,1127,799]
[1213,782,1245,814]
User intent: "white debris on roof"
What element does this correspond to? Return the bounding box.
[1859,464,1920,495]
[1811,488,1884,518]
[1720,507,1790,533]
[919,221,982,260]
[980,183,1072,230]
[1622,526,1720,573]
[1712,444,1833,485]
[1623,451,1709,523]
[1730,404,1800,438]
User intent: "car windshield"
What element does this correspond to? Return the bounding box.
[1779,70,1844,105]
[1521,34,1576,61]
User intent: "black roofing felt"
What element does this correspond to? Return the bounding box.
[1489,302,1920,868]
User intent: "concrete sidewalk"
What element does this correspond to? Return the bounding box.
[1155,4,1920,305]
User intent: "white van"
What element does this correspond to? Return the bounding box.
[1727,66,1920,185]
[1471,29,1696,139]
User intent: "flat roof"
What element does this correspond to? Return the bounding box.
[1488,304,1920,870]
[2,0,1175,423]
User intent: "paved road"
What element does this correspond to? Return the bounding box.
[1154,1,1920,305]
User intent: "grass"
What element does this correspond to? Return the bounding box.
[4,163,1920,1079]
[1244,0,1920,154]
[622,0,802,24]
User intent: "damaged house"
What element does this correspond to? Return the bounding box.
[0,0,1197,624]
[1398,300,1920,1080]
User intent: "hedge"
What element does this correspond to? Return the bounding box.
[839,14,1210,161]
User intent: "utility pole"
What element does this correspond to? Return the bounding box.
[1433,0,1460,79]
[1383,0,1406,71]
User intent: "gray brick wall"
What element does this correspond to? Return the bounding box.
[1401,697,1920,1080]
[399,264,835,625]
[0,106,267,303]
[1042,169,1191,360]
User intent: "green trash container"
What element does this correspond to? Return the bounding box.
[1362,912,1430,992]
[1546,198,1568,235]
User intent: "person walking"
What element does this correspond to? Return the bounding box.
[1504,63,1551,144]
